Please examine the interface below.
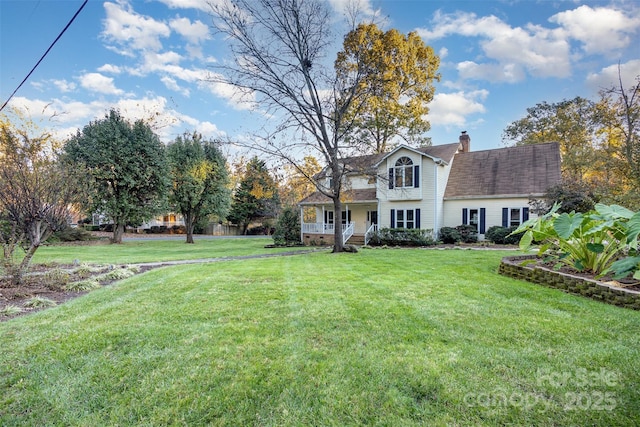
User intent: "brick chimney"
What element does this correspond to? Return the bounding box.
[459,131,470,153]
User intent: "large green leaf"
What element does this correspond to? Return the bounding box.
[626,212,640,248]
[518,230,533,251]
[553,213,583,240]
[595,203,634,220]
[586,242,604,253]
[607,256,640,280]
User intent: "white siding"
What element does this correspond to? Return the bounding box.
[443,198,534,240]
[376,147,449,232]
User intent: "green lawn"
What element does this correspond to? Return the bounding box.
[2,248,639,425]
[33,237,311,264]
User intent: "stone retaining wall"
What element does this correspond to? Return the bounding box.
[499,255,640,310]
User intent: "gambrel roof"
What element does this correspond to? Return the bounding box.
[444,142,562,199]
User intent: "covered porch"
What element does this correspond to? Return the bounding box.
[298,189,379,246]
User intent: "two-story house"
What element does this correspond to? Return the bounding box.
[299,132,561,245]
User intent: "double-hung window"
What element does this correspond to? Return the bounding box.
[502,207,529,227]
[390,208,420,229]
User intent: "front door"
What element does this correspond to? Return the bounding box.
[368,211,378,229]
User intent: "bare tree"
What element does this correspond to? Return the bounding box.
[602,68,640,191]
[0,114,75,286]
[207,0,370,252]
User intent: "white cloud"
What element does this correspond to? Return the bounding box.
[161,76,190,97]
[97,64,123,74]
[79,73,124,95]
[428,90,488,127]
[8,95,225,144]
[327,0,379,20]
[157,0,215,12]
[457,61,525,84]
[550,5,640,55]
[416,10,573,82]
[102,1,171,54]
[438,47,448,59]
[169,16,210,45]
[586,59,640,91]
[52,79,77,93]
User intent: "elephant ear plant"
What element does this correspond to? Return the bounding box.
[513,203,640,280]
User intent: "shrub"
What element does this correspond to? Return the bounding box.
[368,228,437,247]
[99,267,136,281]
[0,305,23,316]
[65,279,101,291]
[273,207,301,246]
[439,227,461,244]
[24,296,57,308]
[44,268,71,289]
[456,225,478,243]
[47,227,93,243]
[485,226,522,245]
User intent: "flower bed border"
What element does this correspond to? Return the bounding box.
[499,255,640,310]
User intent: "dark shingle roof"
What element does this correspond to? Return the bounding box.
[444,142,561,198]
[416,143,460,163]
[299,188,377,205]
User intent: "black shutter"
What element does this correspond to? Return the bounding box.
[390,209,396,228]
[388,168,394,189]
[414,165,420,188]
[522,207,529,222]
[462,208,468,225]
[479,208,486,234]
[502,208,508,227]
[415,208,421,229]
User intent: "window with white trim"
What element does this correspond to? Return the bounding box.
[394,209,418,229]
[502,207,529,227]
[394,157,414,188]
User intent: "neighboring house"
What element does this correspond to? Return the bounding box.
[298,132,561,244]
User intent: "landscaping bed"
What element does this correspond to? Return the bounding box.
[499,255,640,310]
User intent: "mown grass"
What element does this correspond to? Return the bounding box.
[1,248,639,425]
[33,237,311,264]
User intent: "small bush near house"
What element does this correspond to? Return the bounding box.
[368,228,436,247]
[48,226,95,243]
[439,225,478,244]
[439,227,461,244]
[273,207,301,246]
[485,226,522,245]
[456,225,478,243]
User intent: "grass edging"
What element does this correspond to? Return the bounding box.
[499,255,640,310]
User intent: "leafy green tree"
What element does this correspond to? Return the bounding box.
[228,157,279,234]
[167,132,231,244]
[335,23,440,153]
[273,207,301,246]
[0,112,76,285]
[64,109,169,244]
[502,97,597,182]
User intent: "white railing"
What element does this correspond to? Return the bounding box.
[342,222,355,243]
[302,222,324,234]
[364,224,378,246]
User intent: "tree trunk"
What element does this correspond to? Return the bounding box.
[185,212,195,244]
[112,222,125,244]
[332,197,344,253]
[11,243,39,286]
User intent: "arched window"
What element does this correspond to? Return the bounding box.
[394,156,414,188]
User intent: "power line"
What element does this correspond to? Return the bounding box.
[0,0,88,112]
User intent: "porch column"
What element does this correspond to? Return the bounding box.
[299,206,304,243]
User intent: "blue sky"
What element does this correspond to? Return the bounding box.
[1,0,639,155]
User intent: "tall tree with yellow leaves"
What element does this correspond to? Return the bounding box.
[335,23,440,154]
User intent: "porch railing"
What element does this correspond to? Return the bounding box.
[342,222,355,244]
[364,224,378,246]
[302,222,356,243]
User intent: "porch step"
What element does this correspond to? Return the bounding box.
[346,235,365,245]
